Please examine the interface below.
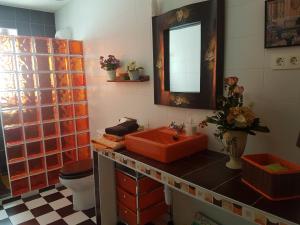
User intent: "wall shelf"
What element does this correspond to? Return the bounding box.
[107,76,150,82]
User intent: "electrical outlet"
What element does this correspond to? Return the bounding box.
[271,54,300,70]
[271,55,286,70]
[290,56,298,65]
[286,55,300,69]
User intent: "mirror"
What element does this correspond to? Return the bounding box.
[153,0,224,109]
[169,24,201,93]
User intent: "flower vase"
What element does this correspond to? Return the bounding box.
[107,70,116,81]
[128,70,140,80]
[223,131,248,170]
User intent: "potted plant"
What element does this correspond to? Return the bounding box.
[127,61,144,80]
[200,76,270,169]
[99,55,121,81]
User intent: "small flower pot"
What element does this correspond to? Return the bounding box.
[119,72,130,81]
[107,70,116,81]
[128,70,140,81]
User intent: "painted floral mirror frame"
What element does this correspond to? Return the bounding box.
[152,0,225,109]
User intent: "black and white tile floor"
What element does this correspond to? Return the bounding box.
[0,186,96,225]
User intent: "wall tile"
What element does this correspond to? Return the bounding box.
[30,10,46,24]
[56,0,300,164]
[55,0,300,224]
[0,139,4,150]
[226,1,264,39]
[250,101,300,161]
[16,22,31,36]
[226,0,252,7]
[0,19,16,29]
[45,25,56,37]
[225,35,265,71]
[263,69,300,104]
[0,124,4,148]
[224,69,264,102]
[0,150,8,173]
[44,12,55,26]
[15,8,30,22]
[0,5,56,37]
[0,5,16,20]
[30,23,45,37]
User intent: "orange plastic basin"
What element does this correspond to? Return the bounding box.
[125,127,208,163]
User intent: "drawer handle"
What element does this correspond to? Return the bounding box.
[123,194,126,199]
[123,178,127,182]
[124,210,127,214]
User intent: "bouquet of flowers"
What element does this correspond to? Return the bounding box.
[200,76,270,141]
[99,55,121,71]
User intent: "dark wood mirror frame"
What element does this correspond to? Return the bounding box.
[152,0,225,109]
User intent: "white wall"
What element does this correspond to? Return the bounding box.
[56,0,300,165]
[55,0,222,153]
[55,0,300,224]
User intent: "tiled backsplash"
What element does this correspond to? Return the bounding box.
[0,5,55,37]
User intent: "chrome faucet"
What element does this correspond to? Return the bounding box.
[169,122,185,141]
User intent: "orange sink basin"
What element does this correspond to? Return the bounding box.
[125,127,208,163]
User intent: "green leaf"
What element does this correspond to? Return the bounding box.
[252,126,270,133]
[248,131,256,135]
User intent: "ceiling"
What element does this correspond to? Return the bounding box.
[0,0,71,12]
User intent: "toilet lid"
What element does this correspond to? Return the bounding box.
[60,159,93,179]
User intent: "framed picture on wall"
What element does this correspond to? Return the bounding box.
[265,0,300,48]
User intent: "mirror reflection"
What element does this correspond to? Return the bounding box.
[169,23,201,93]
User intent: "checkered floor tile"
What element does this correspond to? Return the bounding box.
[0,186,96,225]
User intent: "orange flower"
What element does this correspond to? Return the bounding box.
[226,107,256,128]
[225,76,239,86]
[233,86,244,95]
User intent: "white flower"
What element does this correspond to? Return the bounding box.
[234,114,247,128]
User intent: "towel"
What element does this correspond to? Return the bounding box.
[105,120,139,136]
[103,133,124,142]
[92,136,125,150]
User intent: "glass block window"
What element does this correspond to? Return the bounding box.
[0,35,90,196]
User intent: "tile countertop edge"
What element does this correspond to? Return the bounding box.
[93,148,299,225]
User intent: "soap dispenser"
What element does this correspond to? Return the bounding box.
[185,118,197,136]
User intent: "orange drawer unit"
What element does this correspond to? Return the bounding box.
[116,167,167,225]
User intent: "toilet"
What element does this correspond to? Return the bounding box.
[59,159,95,211]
